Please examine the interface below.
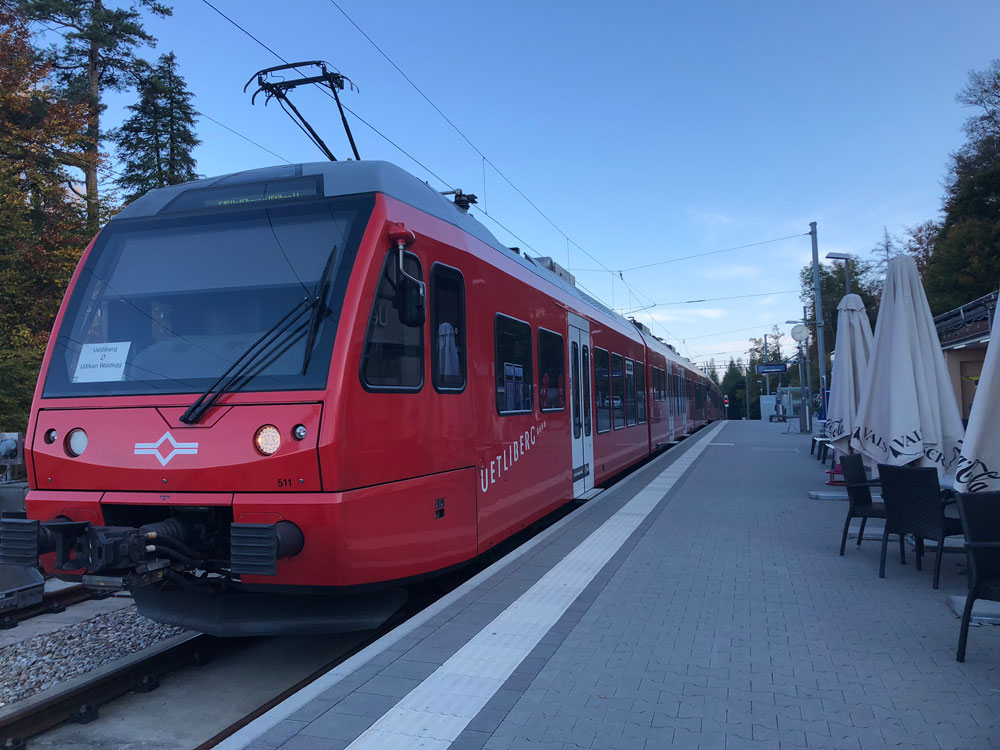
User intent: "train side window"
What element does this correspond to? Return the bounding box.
[430,264,466,392]
[582,345,592,436]
[612,353,625,430]
[625,358,636,426]
[593,347,611,433]
[538,328,565,412]
[571,341,581,437]
[361,250,424,391]
[495,314,533,414]
[657,368,665,402]
[636,362,647,424]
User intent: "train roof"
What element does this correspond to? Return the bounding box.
[114,160,707,377]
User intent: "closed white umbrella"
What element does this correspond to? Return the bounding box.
[825,294,873,454]
[850,255,965,479]
[954,313,1000,492]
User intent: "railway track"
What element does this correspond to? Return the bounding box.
[0,584,97,629]
[0,631,218,747]
[0,469,635,748]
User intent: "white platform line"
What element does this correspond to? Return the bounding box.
[347,422,726,748]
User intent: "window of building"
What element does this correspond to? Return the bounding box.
[612,353,625,430]
[430,264,466,392]
[361,250,423,390]
[625,358,637,426]
[538,328,565,412]
[594,347,611,433]
[636,362,647,424]
[495,314,533,414]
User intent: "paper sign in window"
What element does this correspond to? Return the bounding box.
[73,342,131,383]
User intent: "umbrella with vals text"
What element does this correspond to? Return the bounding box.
[954,305,1000,492]
[825,293,873,455]
[850,255,964,479]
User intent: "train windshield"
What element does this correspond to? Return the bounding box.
[42,194,374,398]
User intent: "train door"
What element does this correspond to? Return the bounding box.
[680,373,689,435]
[568,313,593,497]
[666,363,674,440]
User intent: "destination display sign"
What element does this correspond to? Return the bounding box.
[755,363,788,374]
[164,176,323,213]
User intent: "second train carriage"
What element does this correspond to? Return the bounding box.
[2,160,721,635]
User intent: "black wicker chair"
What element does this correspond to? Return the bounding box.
[955,492,1000,662]
[877,463,963,588]
[839,453,885,556]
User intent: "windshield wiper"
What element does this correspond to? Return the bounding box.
[301,244,338,374]
[179,297,316,425]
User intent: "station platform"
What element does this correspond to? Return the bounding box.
[220,421,1000,750]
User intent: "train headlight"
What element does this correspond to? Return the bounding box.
[292,424,307,441]
[65,428,88,457]
[254,425,281,456]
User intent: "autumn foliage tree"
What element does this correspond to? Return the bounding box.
[0,8,90,431]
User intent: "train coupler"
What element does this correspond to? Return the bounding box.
[82,560,170,592]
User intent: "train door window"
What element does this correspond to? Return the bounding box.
[538,328,565,412]
[625,358,636,426]
[582,345,592,436]
[361,250,423,391]
[636,363,646,424]
[430,264,466,392]
[612,353,625,430]
[571,342,581,437]
[495,314,533,414]
[658,368,665,401]
[593,347,611,433]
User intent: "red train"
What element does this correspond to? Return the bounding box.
[0,161,721,635]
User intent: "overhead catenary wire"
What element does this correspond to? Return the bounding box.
[321,0,621,282]
[685,323,785,341]
[620,233,809,272]
[619,289,800,313]
[196,111,293,164]
[198,0,789,353]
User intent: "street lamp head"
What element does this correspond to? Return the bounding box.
[825,252,852,261]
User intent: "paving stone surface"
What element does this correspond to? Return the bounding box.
[253,421,1000,750]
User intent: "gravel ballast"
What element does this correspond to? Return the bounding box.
[0,605,185,708]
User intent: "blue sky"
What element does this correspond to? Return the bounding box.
[81,0,1000,371]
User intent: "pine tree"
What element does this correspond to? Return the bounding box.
[115,51,199,203]
[18,0,172,232]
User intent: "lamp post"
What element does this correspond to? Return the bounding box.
[810,222,828,420]
[787,311,813,432]
[825,252,853,294]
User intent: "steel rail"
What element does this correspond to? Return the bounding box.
[1,584,96,628]
[0,632,219,745]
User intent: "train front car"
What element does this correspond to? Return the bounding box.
[0,163,444,635]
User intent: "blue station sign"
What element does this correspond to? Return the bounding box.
[755,363,788,374]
